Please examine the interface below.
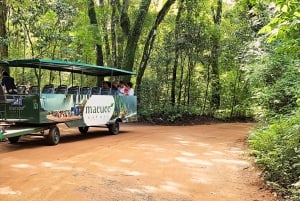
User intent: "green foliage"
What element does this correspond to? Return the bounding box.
[138,101,206,124]
[8,0,78,59]
[138,75,209,123]
[252,65,299,119]
[238,1,300,199]
[243,40,300,121]
[257,0,300,57]
[249,109,300,200]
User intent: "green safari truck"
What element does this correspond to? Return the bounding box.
[0,59,137,145]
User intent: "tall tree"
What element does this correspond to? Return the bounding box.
[88,0,104,86]
[171,0,184,105]
[121,0,151,82]
[99,0,111,66]
[210,0,222,111]
[136,0,176,99]
[110,0,118,67]
[0,0,9,74]
[0,0,8,59]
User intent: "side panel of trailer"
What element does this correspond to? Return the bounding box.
[1,94,137,126]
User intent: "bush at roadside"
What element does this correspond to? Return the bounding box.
[249,108,300,200]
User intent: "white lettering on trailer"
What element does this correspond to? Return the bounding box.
[83,95,115,126]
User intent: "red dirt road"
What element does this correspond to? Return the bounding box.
[0,123,275,201]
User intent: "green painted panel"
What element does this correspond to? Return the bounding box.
[3,95,40,123]
[1,94,137,126]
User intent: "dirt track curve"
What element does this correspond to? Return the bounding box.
[0,123,276,201]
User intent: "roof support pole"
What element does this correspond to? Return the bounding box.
[38,61,42,90]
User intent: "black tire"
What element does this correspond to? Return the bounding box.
[47,126,60,145]
[8,136,20,144]
[108,122,120,135]
[78,126,89,134]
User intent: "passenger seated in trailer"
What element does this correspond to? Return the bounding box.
[101,81,111,95]
[118,81,128,96]
[126,82,134,96]
[111,81,119,95]
[1,71,17,94]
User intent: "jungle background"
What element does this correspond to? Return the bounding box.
[0,0,299,200]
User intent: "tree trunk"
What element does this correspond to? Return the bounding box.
[88,0,104,86]
[0,0,8,59]
[110,0,117,67]
[136,0,176,99]
[120,0,130,36]
[171,0,184,105]
[230,68,240,118]
[177,54,184,105]
[99,0,111,66]
[202,62,210,115]
[210,0,222,111]
[0,0,9,73]
[121,0,151,82]
[187,55,194,106]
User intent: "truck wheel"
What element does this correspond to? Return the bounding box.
[47,126,60,145]
[108,122,119,135]
[79,126,89,134]
[8,136,20,144]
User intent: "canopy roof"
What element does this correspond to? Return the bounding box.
[8,59,135,76]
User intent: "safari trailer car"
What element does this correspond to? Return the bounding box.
[0,59,137,145]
